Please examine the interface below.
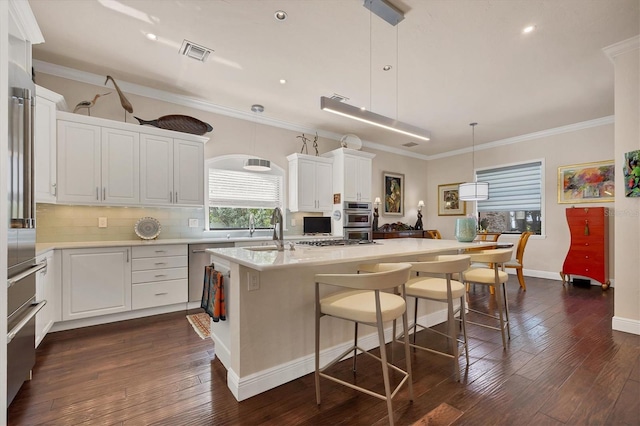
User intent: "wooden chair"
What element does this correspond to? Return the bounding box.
[503,231,533,290]
[425,229,442,239]
[315,263,414,426]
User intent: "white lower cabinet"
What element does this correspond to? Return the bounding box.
[61,247,132,320]
[35,250,60,347]
[131,244,188,310]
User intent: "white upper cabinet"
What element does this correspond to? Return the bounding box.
[322,148,376,203]
[57,120,139,205]
[287,153,333,212]
[57,112,207,207]
[140,134,204,206]
[34,85,66,203]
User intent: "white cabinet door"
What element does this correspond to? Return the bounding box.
[356,156,372,202]
[342,154,372,202]
[57,121,101,204]
[35,250,59,347]
[297,157,319,211]
[101,128,139,205]
[316,160,334,211]
[174,139,204,206]
[34,93,57,203]
[140,134,173,205]
[62,247,132,320]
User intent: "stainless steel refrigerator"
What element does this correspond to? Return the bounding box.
[7,61,47,405]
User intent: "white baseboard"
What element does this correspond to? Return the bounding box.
[612,316,640,335]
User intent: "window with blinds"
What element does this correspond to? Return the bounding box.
[476,161,543,235]
[207,162,284,229]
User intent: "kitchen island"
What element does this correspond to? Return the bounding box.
[206,238,499,401]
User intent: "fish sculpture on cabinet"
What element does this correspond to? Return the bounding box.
[134,115,213,135]
[73,92,111,115]
[104,75,134,114]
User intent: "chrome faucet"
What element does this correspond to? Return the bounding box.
[249,213,255,237]
[270,207,284,251]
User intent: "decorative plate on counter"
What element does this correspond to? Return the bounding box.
[134,217,162,240]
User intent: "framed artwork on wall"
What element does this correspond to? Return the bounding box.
[624,150,640,197]
[558,160,615,203]
[438,183,466,216]
[383,171,404,216]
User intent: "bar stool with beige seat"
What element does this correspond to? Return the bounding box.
[462,248,514,350]
[399,254,471,381]
[315,263,414,426]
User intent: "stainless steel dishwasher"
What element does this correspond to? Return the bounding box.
[188,243,234,302]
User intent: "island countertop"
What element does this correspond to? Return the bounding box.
[206,238,498,271]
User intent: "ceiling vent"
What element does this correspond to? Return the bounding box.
[180,40,212,62]
[402,142,419,147]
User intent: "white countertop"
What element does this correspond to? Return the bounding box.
[34,234,325,256]
[207,238,502,271]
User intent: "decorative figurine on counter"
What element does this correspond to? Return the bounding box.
[105,75,134,120]
[135,114,213,135]
[73,92,111,115]
[373,197,381,231]
[414,200,424,230]
[297,132,319,155]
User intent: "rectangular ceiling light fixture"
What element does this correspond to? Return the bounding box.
[320,96,430,141]
[363,0,404,26]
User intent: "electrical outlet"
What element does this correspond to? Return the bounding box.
[247,271,260,291]
[291,218,296,227]
[98,217,107,228]
[188,218,199,228]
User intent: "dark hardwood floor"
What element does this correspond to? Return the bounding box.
[7,276,640,425]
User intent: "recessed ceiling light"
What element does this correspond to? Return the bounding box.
[274,10,287,21]
[146,33,158,41]
[383,65,392,71]
[523,25,536,34]
[279,79,287,84]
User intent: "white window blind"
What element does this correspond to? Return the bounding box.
[209,169,283,208]
[477,162,542,212]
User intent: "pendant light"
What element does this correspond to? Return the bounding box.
[459,122,489,201]
[243,104,271,172]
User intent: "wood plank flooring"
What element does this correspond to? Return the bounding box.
[7,276,640,425]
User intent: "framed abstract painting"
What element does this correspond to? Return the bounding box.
[438,183,466,216]
[383,171,404,216]
[558,160,615,203]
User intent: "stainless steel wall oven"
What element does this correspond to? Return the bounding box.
[342,201,373,241]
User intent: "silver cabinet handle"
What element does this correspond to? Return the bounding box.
[103,187,106,200]
[154,262,167,265]
[96,187,99,200]
[7,300,47,343]
[191,249,207,253]
[154,274,167,277]
[52,183,57,196]
[169,191,172,203]
[154,292,168,296]
[175,192,178,203]
[126,249,129,263]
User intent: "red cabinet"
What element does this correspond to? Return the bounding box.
[561,207,610,289]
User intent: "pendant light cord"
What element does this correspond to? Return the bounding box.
[470,122,477,178]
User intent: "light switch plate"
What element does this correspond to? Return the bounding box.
[189,218,199,228]
[98,217,107,228]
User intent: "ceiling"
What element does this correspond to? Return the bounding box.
[28,0,639,157]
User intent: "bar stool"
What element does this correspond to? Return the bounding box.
[315,263,414,426]
[396,255,471,381]
[463,248,513,350]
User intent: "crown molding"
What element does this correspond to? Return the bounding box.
[34,60,614,162]
[428,115,615,161]
[9,0,44,44]
[603,35,640,63]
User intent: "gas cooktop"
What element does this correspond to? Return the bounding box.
[297,239,375,247]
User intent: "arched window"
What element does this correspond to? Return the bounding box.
[206,155,284,230]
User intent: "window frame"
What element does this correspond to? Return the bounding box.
[205,154,286,232]
[474,158,546,237]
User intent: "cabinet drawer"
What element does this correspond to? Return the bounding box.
[132,256,187,271]
[132,244,187,258]
[132,279,187,310]
[132,267,187,284]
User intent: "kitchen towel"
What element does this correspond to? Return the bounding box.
[201,265,226,322]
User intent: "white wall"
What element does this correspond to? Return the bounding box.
[609,36,640,335]
[426,123,616,279]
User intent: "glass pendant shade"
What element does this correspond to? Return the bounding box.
[459,182,489,201]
